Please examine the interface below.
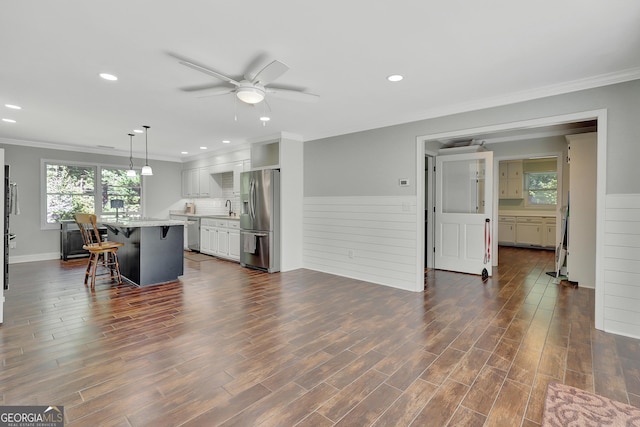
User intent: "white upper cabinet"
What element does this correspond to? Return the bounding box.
[182,167,212,198]
[498,160,523,199]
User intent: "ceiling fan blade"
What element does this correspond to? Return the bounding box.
[168,52,240,86]
[266,87,320,103]
[180,83,230,92]
[252,60,289,85]
[195,87,236,98]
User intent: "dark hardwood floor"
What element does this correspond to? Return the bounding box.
[1,247,639,426]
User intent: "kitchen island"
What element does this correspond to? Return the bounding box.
[101,219,185,287]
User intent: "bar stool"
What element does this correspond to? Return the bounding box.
[74,213,123,288]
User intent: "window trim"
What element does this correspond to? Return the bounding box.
[40,158,144,230]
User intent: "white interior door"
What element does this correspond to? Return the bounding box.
[435,151,493,276]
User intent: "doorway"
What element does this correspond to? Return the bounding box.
[415,109,607,330]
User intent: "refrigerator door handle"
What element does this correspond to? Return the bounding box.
[250,178,257,220]
[253,233,268,238]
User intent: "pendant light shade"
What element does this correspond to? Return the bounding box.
[126,133,136,177]
[141,125,153,176]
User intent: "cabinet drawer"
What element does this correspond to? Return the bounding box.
[228,221,240,229]
[516,217,543,224]
[201,218,214,226]
[498,216,516,223]
[215,219,228,228]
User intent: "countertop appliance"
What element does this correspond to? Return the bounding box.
[240,169,280,273]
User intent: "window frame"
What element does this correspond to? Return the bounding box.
[40,159,144,230]
[524,170,558,209]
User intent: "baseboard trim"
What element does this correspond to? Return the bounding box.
[9,252,60,264]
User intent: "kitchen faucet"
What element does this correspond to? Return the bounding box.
[225,200,232,216]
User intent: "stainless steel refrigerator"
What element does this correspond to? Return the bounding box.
[240,169,280,273]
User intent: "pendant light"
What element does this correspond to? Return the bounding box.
[141,125,153,176]
[126,133,136,177]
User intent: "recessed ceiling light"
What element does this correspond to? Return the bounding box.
[2,118,16,123]
[99,73,118,81]
[5,104,21,110]
[200,146,207,150]
[387,74,403,82]
[133,129,143,133]
[222,140,230,144]
[181,151,188,154]
[259,116,270,122]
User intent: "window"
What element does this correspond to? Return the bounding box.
[43,161,141,228]
[101,167,141,219]
[525,171,557,206]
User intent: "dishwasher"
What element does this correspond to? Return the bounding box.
[186,217,201,251]
[170,215,200,251]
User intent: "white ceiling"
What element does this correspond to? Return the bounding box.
[1,1,639,162]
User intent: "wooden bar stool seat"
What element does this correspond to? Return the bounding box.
[74,213,124,288]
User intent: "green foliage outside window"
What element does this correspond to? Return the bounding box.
[46,163,141,223]
[46,164,95,222]
[101,168,141,218]
[526,172,557,205]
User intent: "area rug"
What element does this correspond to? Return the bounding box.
[183,252,212,262]
[542,382,640,426]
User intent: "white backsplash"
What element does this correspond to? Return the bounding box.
[193,173,239,216]
[193,197,239,216]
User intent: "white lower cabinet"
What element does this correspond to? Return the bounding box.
[516,220,542,246]
[498,214,556,249]
[200,225,211,253]
[228,229,240,260]
[498,216,516,244]
[200,218,240,262]
[543,217,556,248]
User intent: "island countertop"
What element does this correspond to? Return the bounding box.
[100,219,185,227]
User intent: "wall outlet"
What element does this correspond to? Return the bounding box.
[347,249,354,259]
[9,241,16,249]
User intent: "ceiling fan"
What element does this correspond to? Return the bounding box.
[170,53,319,105]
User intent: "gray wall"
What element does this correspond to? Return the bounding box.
[1,142,182,260]
[305,79,640,196]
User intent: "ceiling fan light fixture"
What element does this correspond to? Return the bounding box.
[236,85,265,104]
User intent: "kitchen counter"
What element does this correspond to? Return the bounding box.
[167,212,240,220]
[101,219,185,227]
[102,220,184,286]
[498,210,557,217]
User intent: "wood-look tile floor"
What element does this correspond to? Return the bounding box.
[1,247,639,426]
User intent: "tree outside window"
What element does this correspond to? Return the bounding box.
[101,168,141,218]
[525,171,557,206]
[46,164,96,223]
[45,162,142,225]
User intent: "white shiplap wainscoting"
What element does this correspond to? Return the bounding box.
[603,194,640,339]
[303,196,419,291]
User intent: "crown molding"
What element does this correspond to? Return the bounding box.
[406,66,640,124]
[305,67,640,143]
[0,137,181,163]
